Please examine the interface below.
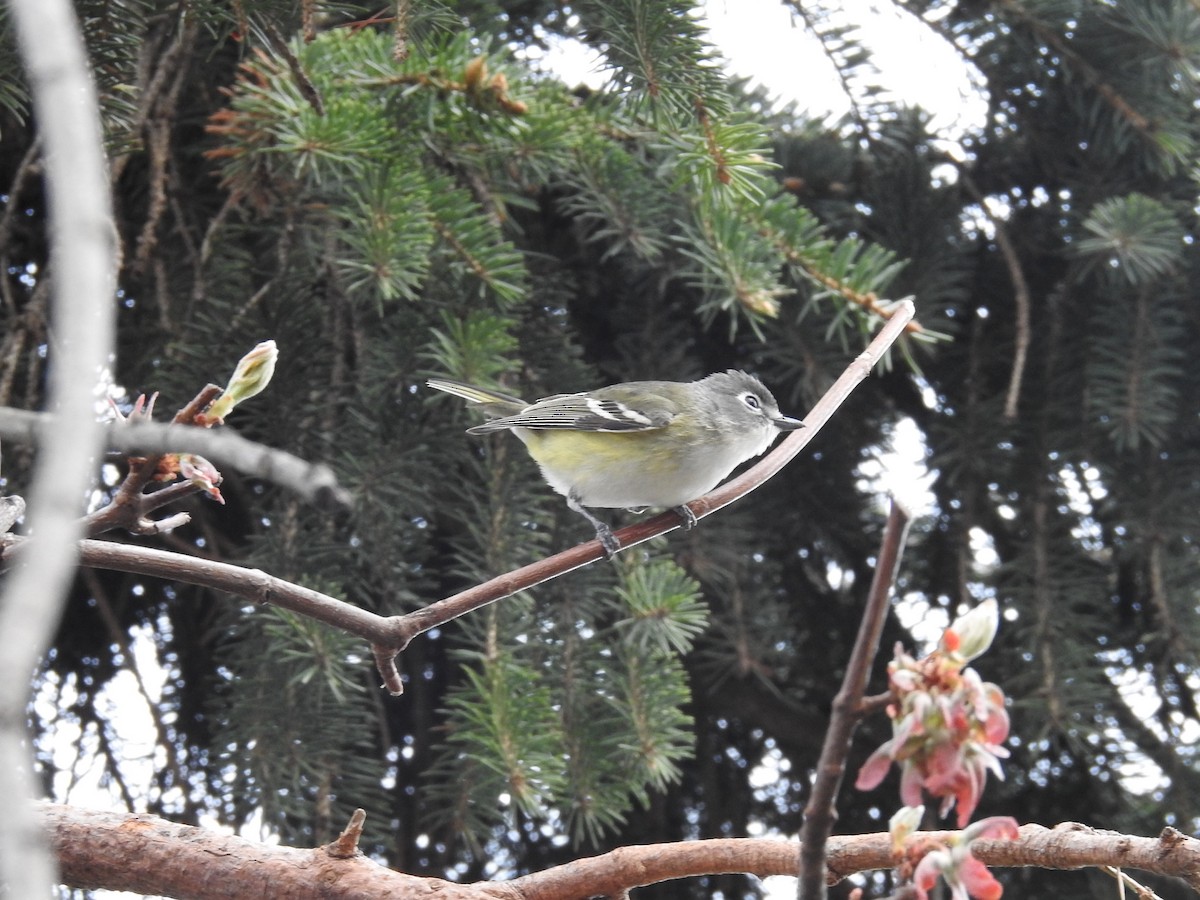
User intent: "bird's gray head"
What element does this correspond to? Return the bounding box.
[701,370,804,434]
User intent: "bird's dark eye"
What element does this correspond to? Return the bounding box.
[742,393,761,411]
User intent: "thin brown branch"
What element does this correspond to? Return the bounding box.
[264,22,325,113]
[952,162,1030,420]
[109,4,196,185]
[78,384,222,537]
[131,115,173,274]
[497,824,1200,899]
[1032,491,1065,728]
[60,538,397,643]
[43,802,482,899]
[189,189,240,312]
[798,501,912,900]
[860,691,893,716]
[4,307,914,700]
[0,531,409,695]
[393,0,412,60]
[387,300,917,666]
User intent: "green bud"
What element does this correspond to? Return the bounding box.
[942,599,999,662]
[888,805,924,853]
[206,340,278,422]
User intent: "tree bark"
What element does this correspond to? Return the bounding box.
[40,803,1200,899]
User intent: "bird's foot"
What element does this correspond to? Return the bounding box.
[594,522,621,557]
[672,504,698,531]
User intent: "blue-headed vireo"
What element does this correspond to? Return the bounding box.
[427,370,803,553]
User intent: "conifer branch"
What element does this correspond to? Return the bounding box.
[0,136,40,318]
[996,0,1156,140]
[364,65,528,115]
[393,0,412,61]
[782,0,874,140]
[264,21,324,112]
[758,219,924,335]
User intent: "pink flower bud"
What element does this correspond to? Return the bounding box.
[178,454,225,504]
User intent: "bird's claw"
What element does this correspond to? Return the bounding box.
[672,505,698,531]
[595,523,621,558]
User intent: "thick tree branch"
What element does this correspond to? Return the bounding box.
[38,804,1200,898]
[43,802,481,900]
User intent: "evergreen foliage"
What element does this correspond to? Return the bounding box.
[1,0,1198,897]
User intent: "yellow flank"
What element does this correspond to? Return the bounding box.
[523,429,677,476]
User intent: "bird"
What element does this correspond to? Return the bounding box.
[427,370,803,554]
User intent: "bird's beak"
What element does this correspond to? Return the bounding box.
[774,415,805,432]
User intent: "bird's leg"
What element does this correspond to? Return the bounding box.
[568,492,619,556]
[671,504,698,530]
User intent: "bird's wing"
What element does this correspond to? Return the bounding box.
[470,391,675,433]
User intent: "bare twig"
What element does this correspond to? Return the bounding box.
[264,22,324,113]
[393,0,412,60]
[325,808,367,859]
[798,501,912,900]
[0,0,116,895]
[387,300,917,672]
[0,406,352,516]
[1102,864,1165,900]
[0,303,916,698]
[83,569,196,820]
[952,162,1030,420]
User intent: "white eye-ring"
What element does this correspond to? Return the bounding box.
[741,393,762,411]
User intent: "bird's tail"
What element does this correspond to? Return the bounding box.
[426,378,527,411]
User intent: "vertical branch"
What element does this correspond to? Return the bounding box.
[0,0,117,895]
[1032,491,1064,728]
[797,501,912,900]
[952,163,1031,421]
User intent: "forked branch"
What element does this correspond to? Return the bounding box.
[0,302,916,696]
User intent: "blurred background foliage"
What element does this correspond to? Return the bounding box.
[1,0,1198,897]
